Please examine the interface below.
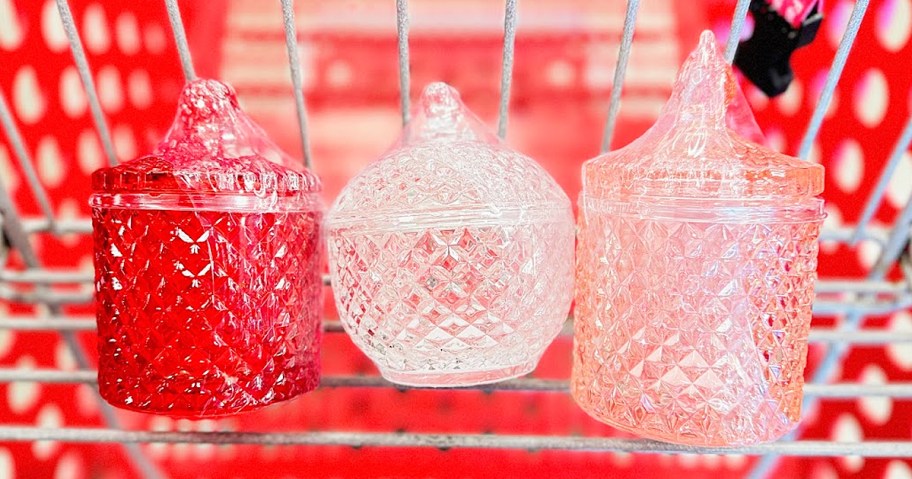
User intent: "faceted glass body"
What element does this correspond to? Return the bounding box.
[91,80,323,417]
[93,206,323,417]
[573,200,821,445]
[571,31,825,446]
[330,219,573,386]
[328,83,574,387]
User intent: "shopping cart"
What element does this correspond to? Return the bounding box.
[0,0,910,477]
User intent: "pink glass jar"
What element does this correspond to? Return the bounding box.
[572,32,825,446]
[91,80,323,417]
[327,83,574,387]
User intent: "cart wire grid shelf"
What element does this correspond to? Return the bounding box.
[1,1,912,479]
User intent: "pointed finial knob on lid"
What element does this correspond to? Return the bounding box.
[420,82,462,118]
[401,82,495,144]
[668,30,735,130]
[696,30,720,62]
[177,79,241,128]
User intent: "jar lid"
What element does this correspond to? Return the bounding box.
[91,79,320,199]
[327,82,570,229]
[583,31,823,200]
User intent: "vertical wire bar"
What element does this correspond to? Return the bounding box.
[0,184,163,479]
[0,185,40,267]
[53,2,165,476]
[165,0,197,81]
[901,250,912,287]
[497,0,519,139]
[396,0,411,126]
[280,0,314,169]
[796,0,876,382]
[55,0,117,167]
[599,0,639,153]
[746,430,798,479]
[753,107,904,479]
[745,3,869,478]
[872,198,912,276]
[750,199,912,479]
[850,113,912,245]
[812,138,912,385]
[724,0,752,63]
[797,0,869,159]
[0,90,57,232]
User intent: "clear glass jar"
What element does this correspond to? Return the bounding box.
[327,83,574,387]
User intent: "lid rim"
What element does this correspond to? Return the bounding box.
[582,155,825,199]
[91,157,322,197]
[327,201,572,228]
[89,191,322,213]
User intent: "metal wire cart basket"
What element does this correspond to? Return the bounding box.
[0,0,911,477]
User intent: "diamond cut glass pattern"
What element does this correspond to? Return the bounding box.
[90,80,324,417]
[571,32,825,446]
[327,83,574,387]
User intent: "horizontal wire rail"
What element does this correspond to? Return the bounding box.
[1,426,911,457]
[5,315,912,346]
[0,0,910,468]
[1,266,907,294]
[0,368,911,399]
[3,248,911,315]
[2,278,909,317]
[14,217,900,245]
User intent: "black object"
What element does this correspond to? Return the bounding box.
[734,0,823,97]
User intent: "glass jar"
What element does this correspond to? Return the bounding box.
[91,80,323,417]
[572,32,825,446]
[327,83,574,387]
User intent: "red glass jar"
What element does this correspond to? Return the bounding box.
[90,80,323,417]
